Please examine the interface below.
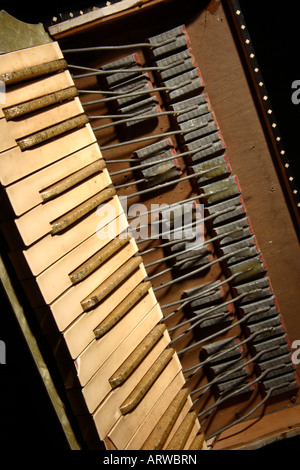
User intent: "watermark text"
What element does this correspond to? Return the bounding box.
[0,340,6,365]
[291,80,300,105]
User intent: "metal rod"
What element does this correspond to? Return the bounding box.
[168,291,249,334]
[191,345,278,400]
[123,166,209,201]
[127,194,201,222]
[91,110,177,131]
[69,53,186,78]
[143,225,241,267]
[151,247,250,288]
[183,330,254,375]
[78,82,190,105]
[205,376,288,440]
[100,129,211,151]
[62,36,176,54]
[109,151,182,177]
[177,306,272,356]
[161,272,240,319]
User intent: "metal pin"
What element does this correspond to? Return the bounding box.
[138,208,237,255]
[80,86,169,106]
[205,373,291,440]
[168,298,235,336]
[106,141,220,195]
[117,145,228,204]
[182,329,272,376]
[119,166,207,201]
[160,271,243,316]
[113,164,181,190]
[191,346,278,402]
[69,60,190,79]
[132,195,240,248]
[169,294,267,351]
[78,80,191,105]
[128,193,203,222]
[91,109,170,131]
[62,36,178,54]
[109,150,180,177]
[100,127,213,151]
[143,225,244,269]
[177,305,272,357]
[69,64,164,80]
[151,246,255,287]
[90,103,200,132]
[144,244,209,269]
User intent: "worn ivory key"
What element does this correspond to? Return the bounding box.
[1,70,77,118]
[81,255,144,311]
[104,353,183,449]
[0,123,97,187]
[165,411,198,450]
[0,42,65,84]
[109,323,167,388]
[70,233,130,285]
[65,297,163,417]
[70,286,159,390]
[4,86,78,120]
[50,240,140,331]
[26,234,138,315]
[94,342,173,435]
[9,193,121,280]
[0,97,86,153]
[141,387,190,450]
[125,372,186,450]
[41,159,106,203]
[94,281,152,339]
[1,143,103,217]
[8,170,112,247]
[18,114,89,151]
[23,214,129,305]
[52,264,148,375]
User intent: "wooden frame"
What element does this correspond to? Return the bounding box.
[0,0,299,450]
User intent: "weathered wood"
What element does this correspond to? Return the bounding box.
[4,86,78,119]
[51,184,115,236]
[41,159,106,203]
[165,411,197,450]
[120,348,174,415]
[94,281,152,339]
[109,323,166,387]
[70,234,130,285]
[81,256,143,311]
[18,114,89,150]
[141,388,189,450]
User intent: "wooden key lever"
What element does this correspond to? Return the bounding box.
[0,59,67,85]
[41,159,106,202]
[119,348,174,415]
[93,281,152,339]
[50,186,116,235]
[109,323,166,388]
[4,86,78,120]
[81,255,143,311]
[69,234,131,285]
[17,114,89,150]
[188,432,206,450]
[165,411,197,450]
[141,388,190,450]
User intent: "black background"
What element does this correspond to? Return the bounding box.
[0,0,299,455]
